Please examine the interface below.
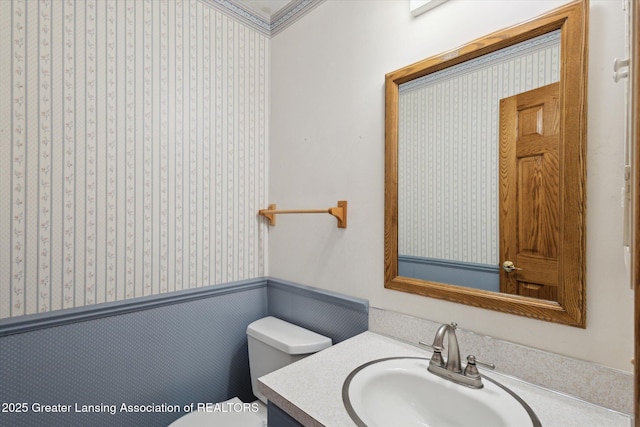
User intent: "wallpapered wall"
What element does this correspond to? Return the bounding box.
[397,30,560,266]
[0,0,269,319]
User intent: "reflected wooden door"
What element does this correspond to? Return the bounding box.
[499,82,561,301]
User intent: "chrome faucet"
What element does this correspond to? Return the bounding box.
[419,322,495,389]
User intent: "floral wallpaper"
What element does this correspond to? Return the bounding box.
[0,0,269,319]
[398,30,560,266]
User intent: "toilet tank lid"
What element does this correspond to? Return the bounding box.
[247,316,332,355]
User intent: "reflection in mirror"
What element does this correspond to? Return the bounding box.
[384,0,588,327]
[398,31,561,293]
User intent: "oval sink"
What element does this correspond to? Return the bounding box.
[343,357,541,427]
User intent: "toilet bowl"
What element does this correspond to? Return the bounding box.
[168,397,266,427]
[168,316,332,426]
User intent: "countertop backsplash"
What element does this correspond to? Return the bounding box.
[369,307,633,415]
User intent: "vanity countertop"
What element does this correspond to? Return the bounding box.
[257,331,630,427]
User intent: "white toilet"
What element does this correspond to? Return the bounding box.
[169,316,332,427]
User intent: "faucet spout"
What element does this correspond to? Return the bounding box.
[431,322,462,373]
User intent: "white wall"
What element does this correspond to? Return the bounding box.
[269,0,633,371]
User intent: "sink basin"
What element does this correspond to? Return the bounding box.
[343,357,541,427]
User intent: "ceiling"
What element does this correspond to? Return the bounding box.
[234,0,297,20]
[210,0,324,36]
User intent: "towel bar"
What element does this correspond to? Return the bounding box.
[258,201,347,228]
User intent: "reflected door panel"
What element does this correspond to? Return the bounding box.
[500,83,560,301]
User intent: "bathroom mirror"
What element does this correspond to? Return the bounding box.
[384,0,588,327]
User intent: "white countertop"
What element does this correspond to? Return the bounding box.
[258,331,630,427]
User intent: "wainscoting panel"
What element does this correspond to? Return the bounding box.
[0,281,269,427]
[267,278,369,344]
[398,255,499,292]
[0,279,368,427]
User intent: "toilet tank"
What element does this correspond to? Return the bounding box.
[246,316,332,404]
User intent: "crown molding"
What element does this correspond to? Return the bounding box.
[201,0,325,37]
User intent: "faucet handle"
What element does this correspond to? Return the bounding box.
[418,341,445,366]
[465,354,495,372]
[464,354,495,380]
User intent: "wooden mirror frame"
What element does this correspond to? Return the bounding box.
[384,0,588,327]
